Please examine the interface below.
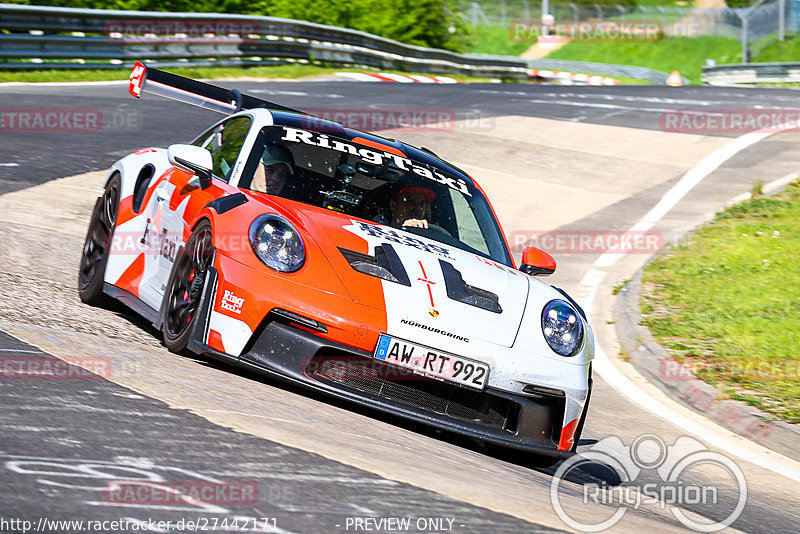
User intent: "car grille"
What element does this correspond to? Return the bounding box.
[308,352,520,432]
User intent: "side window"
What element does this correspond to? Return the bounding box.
[194,116,252,182]
[449,189,490,255]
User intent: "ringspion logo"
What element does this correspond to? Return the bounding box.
[551,434,747,532]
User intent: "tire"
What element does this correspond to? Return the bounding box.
[78,175,120,306]
[162,220,215,354]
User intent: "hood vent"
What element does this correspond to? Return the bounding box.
[339,244,411,286]
[439,259,502,313]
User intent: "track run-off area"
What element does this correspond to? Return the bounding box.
[1,79,800,533]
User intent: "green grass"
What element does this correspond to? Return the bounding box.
[0,64,336,83]
[540,32,800,85]
[544,35,742,84]
[753,32,800,63]
[8,29,797,86]
[0,63,493,84]
[462,25,534,56]
[607,74,654,84]
[458,26,656,84]
[641,182,800,423]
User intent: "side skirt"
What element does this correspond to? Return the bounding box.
[103,283,159,324]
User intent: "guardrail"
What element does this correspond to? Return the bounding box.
[0,3,678,84]
[702,62,800,85]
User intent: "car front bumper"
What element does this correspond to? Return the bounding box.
[189,287,574,460]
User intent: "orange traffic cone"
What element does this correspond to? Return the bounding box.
[667,71,683,87]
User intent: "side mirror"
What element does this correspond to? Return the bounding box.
[520,247,556,276]
[168,144,213,189]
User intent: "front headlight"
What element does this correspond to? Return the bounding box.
[541,299,584,357]
[248,214,305,273]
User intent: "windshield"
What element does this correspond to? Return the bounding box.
[243,125,512,266]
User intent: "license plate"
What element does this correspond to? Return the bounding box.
[374,334,489,390]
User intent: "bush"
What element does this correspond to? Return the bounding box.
[22,0,466,51]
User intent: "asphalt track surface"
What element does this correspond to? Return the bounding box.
[4,82,800,192]
[1,80,800,534]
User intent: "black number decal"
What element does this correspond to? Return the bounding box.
[463,363,475,380]
[472,366,486,385]
[452,360,464,377]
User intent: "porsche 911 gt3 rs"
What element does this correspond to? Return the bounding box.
[78,62,594,463]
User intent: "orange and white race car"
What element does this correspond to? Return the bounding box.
[78,62,593,463]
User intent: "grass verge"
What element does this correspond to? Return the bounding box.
[462,25,532,56]
[544,35,742,84]
[640,182,800,423]
[0,64,495,84]
[0,64,337,83]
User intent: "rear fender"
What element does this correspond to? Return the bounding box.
[104,148,171,200]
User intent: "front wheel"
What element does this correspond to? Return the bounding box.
[162,220,214,354]
[78,175,120,306]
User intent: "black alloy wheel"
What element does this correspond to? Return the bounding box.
[78,175,120,305]
[162,221,214,353]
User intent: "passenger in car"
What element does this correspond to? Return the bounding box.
[388,186,436,228]
[251,144,295,196]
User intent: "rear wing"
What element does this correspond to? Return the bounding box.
[128,61,303,115]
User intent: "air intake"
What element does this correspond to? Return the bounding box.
[339,244,411,286]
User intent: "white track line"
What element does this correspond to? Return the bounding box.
[725,170,800,208]
[583,122,800,483]
[593,346,800,484]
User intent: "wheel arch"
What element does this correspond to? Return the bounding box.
[104,149,170,199]
[188,213,217,245]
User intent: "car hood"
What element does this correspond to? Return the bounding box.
[281,202,531,348]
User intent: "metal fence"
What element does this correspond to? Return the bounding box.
[461,0,799,63]
[0,3,688,83]
[4,3,793,82]
[0,4,531,77]
[460,0,799,38]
